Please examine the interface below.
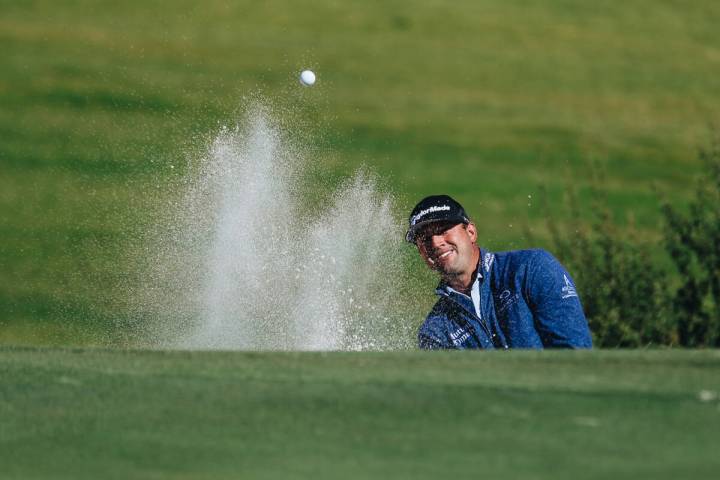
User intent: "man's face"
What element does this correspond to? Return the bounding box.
[415,221,479,277]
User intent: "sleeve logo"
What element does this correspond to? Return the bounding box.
[561,274,578,299]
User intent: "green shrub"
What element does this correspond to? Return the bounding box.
[661,142,720,347]
[538,142,720,347]
[540,186,674,347]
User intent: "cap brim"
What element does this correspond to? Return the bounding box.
[405,217,468,243]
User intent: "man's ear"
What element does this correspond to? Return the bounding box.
[465,222,478,242]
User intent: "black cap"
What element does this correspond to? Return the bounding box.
[405,195,470,243]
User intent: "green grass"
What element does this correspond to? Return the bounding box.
[2,347,720,479]
[2,0,720,342]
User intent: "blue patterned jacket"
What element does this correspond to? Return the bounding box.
[418,249,592,349]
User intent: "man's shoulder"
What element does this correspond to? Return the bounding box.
[424,296,452,322]
[493,247,552,261]
[419,296,453,328]
[418,298,454,347]
[490,248,556,272]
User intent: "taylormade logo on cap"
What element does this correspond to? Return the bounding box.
[410,205,451,226]
[405,194,470,243]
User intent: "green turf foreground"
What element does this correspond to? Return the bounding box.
[1,348,719,479]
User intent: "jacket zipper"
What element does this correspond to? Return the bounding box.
[456,291,508,349]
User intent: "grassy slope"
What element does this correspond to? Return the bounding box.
[1,0,720,341]
[2,347,720,479]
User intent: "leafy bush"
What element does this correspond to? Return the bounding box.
[540,187,674,347]
[661,142,720,347]
[539,142,720,347]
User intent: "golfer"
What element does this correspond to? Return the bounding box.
[407,195,592,349]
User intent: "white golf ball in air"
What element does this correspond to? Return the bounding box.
[299,69,316,86]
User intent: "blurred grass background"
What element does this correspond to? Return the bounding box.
[1,0,719,344]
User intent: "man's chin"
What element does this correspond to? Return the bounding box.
[436,263,461,276]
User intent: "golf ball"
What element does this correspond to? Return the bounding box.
[299,70,316,86]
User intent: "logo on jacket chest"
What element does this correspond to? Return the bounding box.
[449,327,471,346]
[497,289,521,314]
